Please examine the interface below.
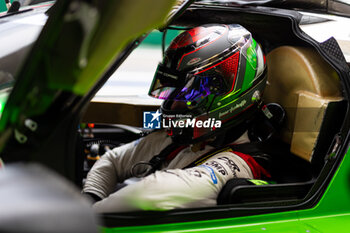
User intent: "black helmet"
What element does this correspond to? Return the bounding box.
[148,24,267,144]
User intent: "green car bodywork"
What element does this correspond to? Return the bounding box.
[0,0,9,12]
[0,2,6,12]
[0,0,350,232]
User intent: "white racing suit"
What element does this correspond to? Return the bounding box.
[83,130,269,213]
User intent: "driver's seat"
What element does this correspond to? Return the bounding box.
[218,46,344,205]
[264,46,343,162]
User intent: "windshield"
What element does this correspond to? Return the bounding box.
[94,29,180,105]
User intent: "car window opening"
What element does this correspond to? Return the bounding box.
[79,20,347,222]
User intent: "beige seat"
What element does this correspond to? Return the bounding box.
[264,46,343,161]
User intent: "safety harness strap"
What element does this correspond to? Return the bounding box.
[132,138,276,179]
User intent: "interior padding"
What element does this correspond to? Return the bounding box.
[264,46,343,161]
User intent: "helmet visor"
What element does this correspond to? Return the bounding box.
[149,64,228,105]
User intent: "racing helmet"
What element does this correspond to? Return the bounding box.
[148,24,267,144]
